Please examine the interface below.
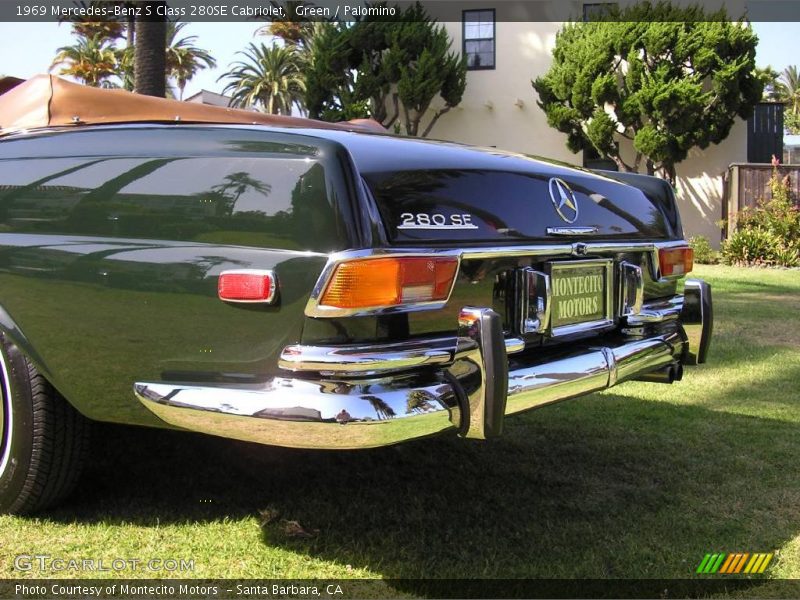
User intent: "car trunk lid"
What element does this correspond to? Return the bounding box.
[364,167,675,244]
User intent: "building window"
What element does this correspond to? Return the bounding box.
[463,10,495,70]
[583,3,617,21]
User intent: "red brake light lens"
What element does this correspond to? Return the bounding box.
[319,256,458,309]
[218,270,276,303]
[658,247,694,277]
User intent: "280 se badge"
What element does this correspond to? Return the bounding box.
[398,212,479,229]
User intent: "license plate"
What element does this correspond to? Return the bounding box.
[549,260,612,333]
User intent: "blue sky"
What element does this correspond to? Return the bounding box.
[0,21,796,99]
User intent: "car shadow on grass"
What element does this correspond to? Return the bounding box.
[255,395,800,578]
[44,370,800,586]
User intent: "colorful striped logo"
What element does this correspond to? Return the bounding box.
[696,553,774,574]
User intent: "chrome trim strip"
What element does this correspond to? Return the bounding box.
[547,319,615,338]
[304,242,690,318]
[398,224,479,230]
[546,227,599,236]
[625,296,683,325]
[218,269,278,304]
[279,337,457,376]
[505,337,526,355]
[279,335,525,376]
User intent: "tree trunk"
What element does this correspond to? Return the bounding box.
[421,106,451,138]
[126,11,135,47]
[403,105,416,136]
[611,155,634,172]
[406,100,434,137]
[134,2,166,97]
[370,93,387,125]
[645,158,656,176]
[384,93,400,129]
[663,162,677,188]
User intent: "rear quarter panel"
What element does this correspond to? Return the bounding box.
[0,125,362,425]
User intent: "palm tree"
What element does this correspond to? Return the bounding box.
[133,5,167,97]
[256,1,317,47]
[164,23,217,100]
[50,35,119,87]
[218,43,306,114]
[58,1,126,42]
[116,45,135,91]
[777,66,800,117]
[209,172,271,216]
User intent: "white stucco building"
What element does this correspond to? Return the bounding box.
[423,1,768,246]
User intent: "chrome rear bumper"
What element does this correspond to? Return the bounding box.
[135,279,712,450]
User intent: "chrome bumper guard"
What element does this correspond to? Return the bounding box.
[681,279,713,364]
[135,279,712,450]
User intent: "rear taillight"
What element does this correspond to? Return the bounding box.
[658,246,693,277]
[319,256,458,309]
[218,270,277,303]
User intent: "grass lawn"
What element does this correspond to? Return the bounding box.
[1,265,799,593]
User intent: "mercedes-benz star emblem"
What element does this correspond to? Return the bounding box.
[548,178,579,224]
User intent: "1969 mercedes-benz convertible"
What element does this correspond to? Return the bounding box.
[0,75,712,514]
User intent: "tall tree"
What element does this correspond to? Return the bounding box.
[392,13,467,136]
[755,65,781,101]
[218,43,305,114]
[133,1,167,97]
[773,65,800,134]
[304,3,466,137]
[777,66,800,115]
[165,22,217,100]
[258,0,317,47]
[532,1,763,185]
[117,46,135,91]
[50,35,119,87]
[58,1,126,42]
[304,21,368,121]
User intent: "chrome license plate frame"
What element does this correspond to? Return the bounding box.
[547,259,614,337]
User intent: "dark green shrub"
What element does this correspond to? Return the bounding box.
[722,229,787,266]
[688,235,719,264]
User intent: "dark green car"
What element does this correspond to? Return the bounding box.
[0,76,712,514]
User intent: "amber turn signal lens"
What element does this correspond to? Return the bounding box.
[320,257,458,309]
[658,247,693,277]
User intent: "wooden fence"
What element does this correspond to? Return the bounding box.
[721,163,800,238]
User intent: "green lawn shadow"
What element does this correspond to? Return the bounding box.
[42,373,800,584]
